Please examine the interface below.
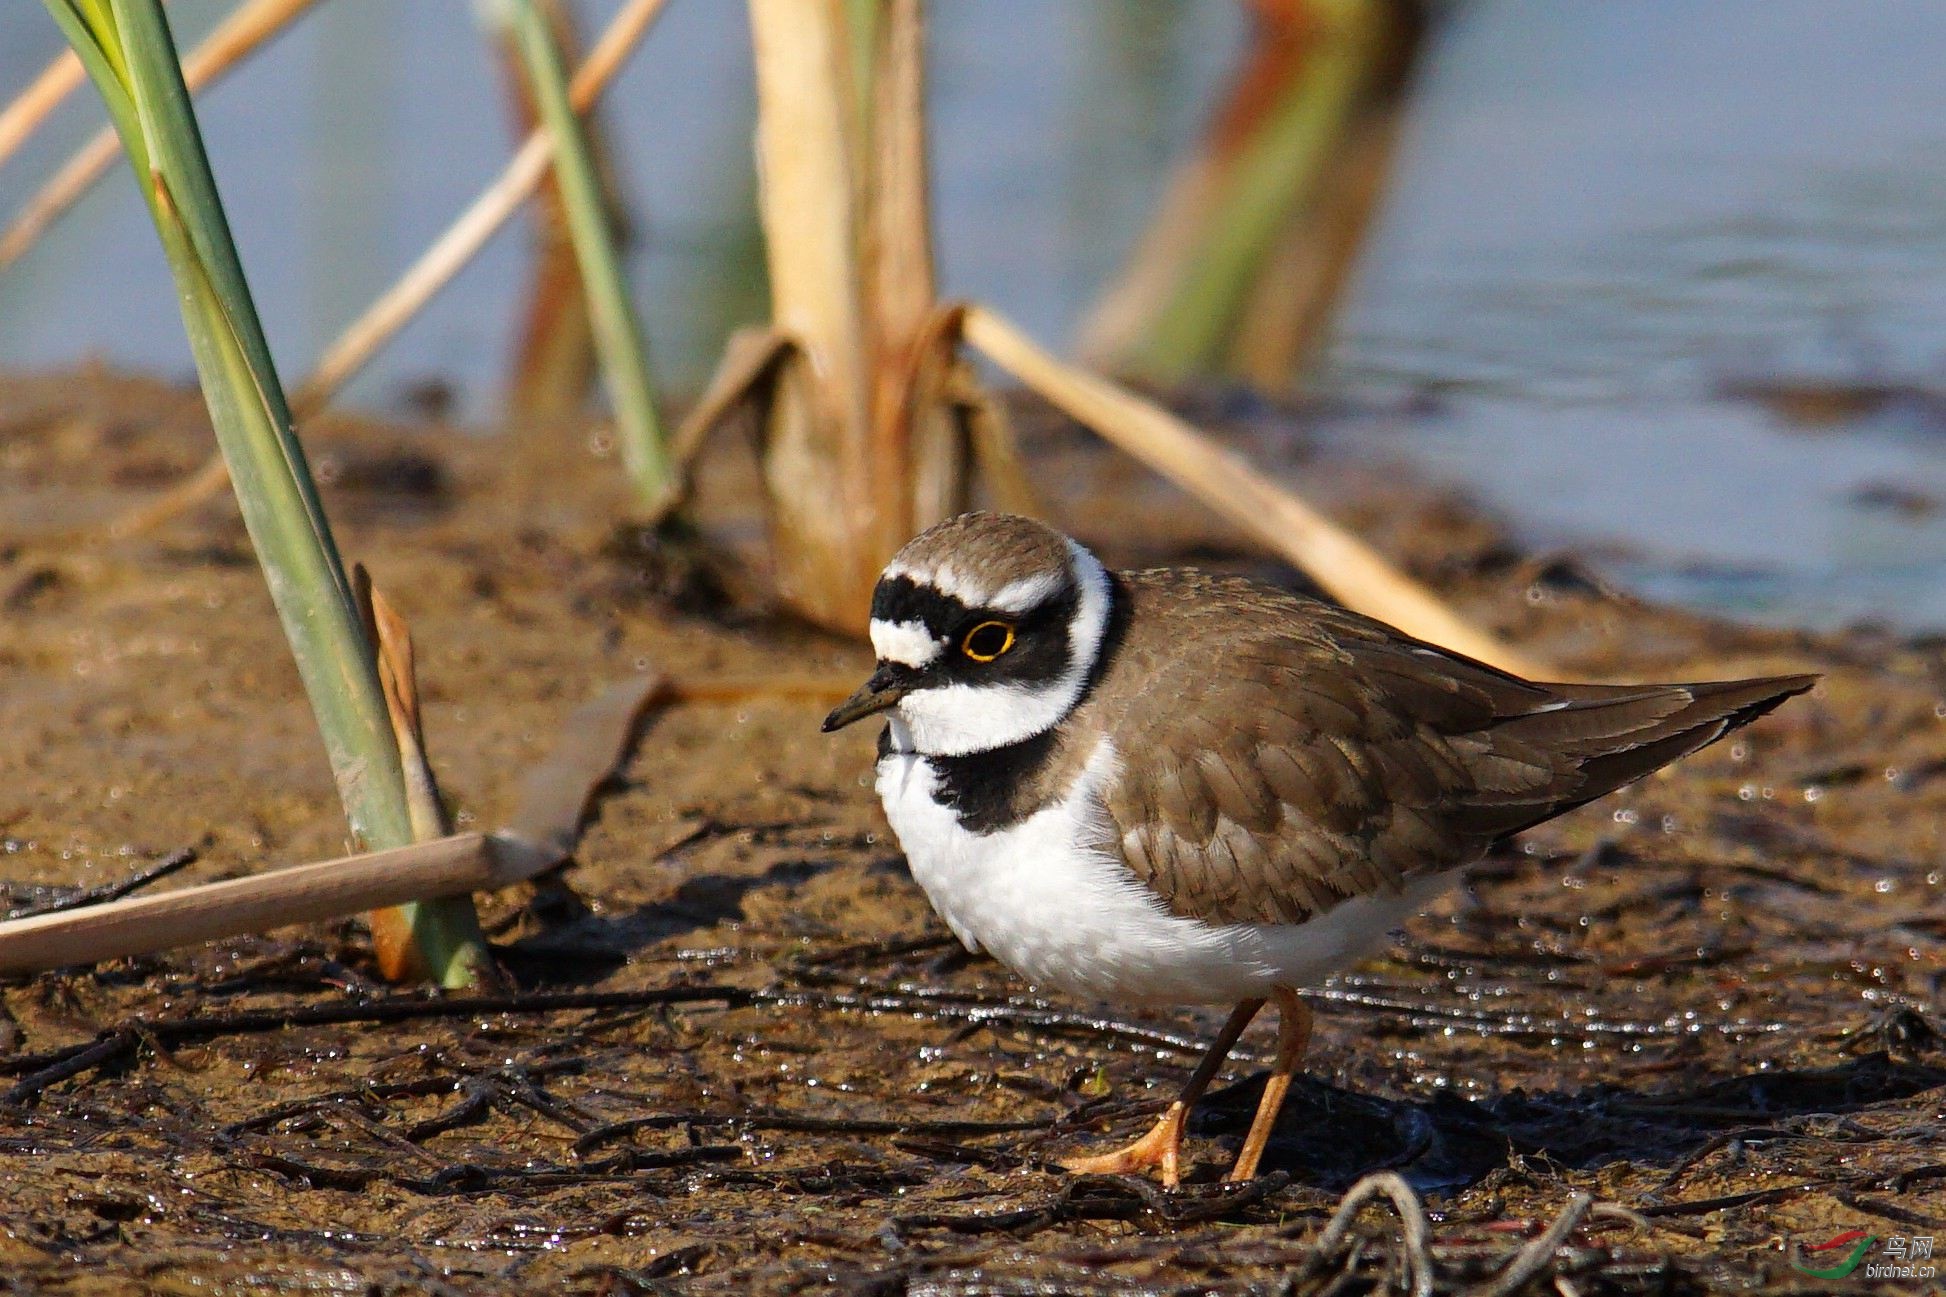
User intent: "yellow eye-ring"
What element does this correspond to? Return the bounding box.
[961,620,1015,662]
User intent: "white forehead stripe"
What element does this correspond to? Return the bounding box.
[880,561,1064,614]
[883,558,982,607]
[870,618,943,668]
[989,571,1063,614]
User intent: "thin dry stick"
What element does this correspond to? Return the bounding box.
[0,49,83,172]
[0,0,324,270]
[96,0,670,539]
[0,833,534,976]
[961,305,1549,678]
[0,671,852,976]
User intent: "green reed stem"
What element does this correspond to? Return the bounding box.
[500,0,673,510]
[1128,0,1378,384]
[41,0,491,988]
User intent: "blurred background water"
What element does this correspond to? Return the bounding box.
[2,0,1943,631]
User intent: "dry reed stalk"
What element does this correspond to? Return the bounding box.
[0,835,528,977]
[0,49,84,172]
[1,0,323,271]
[746,0,883,628]
[0,672,857,977]
[867,0,964,536]
[93,0,669,540]
[679,0,995,631]
[962,305,1547,678]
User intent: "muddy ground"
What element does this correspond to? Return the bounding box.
[1,369,1943,1295]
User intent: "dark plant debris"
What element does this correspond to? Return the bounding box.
[0,371,1942,1293]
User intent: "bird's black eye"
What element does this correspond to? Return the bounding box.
[960,620,1015,663]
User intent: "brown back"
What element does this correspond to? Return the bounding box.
[1082,570,1814,927]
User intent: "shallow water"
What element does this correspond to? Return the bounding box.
[1334,0,1946,632]
[3,0,1944,629]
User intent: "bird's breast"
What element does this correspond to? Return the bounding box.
[874,739,1257,1002]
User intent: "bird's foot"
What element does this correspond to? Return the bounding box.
[1057,1101,1187,1187]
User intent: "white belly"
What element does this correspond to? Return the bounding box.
[875,733,1452,1006]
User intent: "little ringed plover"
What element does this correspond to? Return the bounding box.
[823,512,1814,1185]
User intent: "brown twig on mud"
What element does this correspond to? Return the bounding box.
[2,845,197,919]
[573,1108,1047,1158]
[1474,1192,1592,1297]
[894,1171,1291,1238]
[1308,1171,1435,1297]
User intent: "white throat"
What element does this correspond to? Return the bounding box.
[889,539,1112,758]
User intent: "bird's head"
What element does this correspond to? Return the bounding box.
[822,512,1113,757]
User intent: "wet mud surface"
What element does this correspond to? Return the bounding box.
[2,370,1943,1293]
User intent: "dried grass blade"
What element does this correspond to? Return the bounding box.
[356,571,486,984]
[962,306,1548,677]
[2,0,322,271]
[504,674,668,858]
[0,48,84,172]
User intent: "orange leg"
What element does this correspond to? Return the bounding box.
[1059,997,1265,1187]
[1225,987,1312,1182]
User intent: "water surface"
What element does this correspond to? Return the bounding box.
[3,1,1943,630]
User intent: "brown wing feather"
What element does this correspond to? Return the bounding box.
[1090,571,1814,927]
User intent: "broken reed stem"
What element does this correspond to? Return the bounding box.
[96,0,671,540]
[0,48,83,172]
[357,572,477,983]
[746,0,884,628]
[0,671,853,978]
[960,306,1549,678]
[1,0,323,271]
[0,834,544,977]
